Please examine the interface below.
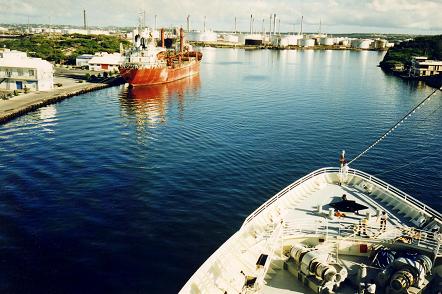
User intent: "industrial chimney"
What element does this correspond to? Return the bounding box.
[83,10,87,30]
[273,13,276,35]
[186,15,190,32]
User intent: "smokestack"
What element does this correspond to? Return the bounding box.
[187,15,190,32]
[83,10,87,30]
[161,28,165,48]
[143,10,146,28]
[273,13,276,35]
[269,14,272,36]
[250,14,253,34]
[278,19,281,35]
[179,27,184,53]
[234,17,237,33]
[300,15,303,36]
[262,18,265,34]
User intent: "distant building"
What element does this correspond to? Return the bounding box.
[76,54,94,67]
[186,31,218,43]
[221,34,239,44]
[350,39,373,49]
[88,52,123,71]
[410,56,442,77]
[0,49,53,91]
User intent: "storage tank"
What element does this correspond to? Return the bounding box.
[186,31,217,42]
[374,39,387,49]
[238,34,246,45]
[320,37,335,46]
[338,38,350,47]
[222,34,239,43]
[273,35,300,47]
[351,39,373,49]
[300,38,315,47]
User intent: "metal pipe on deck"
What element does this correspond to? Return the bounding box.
[179,28,184,53]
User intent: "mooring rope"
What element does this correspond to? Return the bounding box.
[348,86,442,165]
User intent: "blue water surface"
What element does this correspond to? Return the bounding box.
[0,48,441,293]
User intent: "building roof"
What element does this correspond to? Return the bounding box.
[0,49,53,70]
[88,53,123,65]
[76,54,94,59]
[419,60,442,65]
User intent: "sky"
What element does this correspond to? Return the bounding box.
[1,0,442,34]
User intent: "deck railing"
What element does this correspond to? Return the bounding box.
[282,218,442,257]
[242,167,441,227]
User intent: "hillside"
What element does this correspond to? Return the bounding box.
[0,34,130,65]
[380,34,442,72]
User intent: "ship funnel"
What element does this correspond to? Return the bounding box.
[180,27,184,53]
[161,28,165,48]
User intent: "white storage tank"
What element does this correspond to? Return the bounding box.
[273,35,300,47]
[320,37,335,46]
[300,38,315,47]
[186,31,218,42]
[374,39,387,49]
[351,39,373,49]
[337,38,350,47]
[281,35,301,46]
[238,34,246,45]
[222,34,239,43]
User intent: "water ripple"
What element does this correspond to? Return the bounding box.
[0,49,441,293]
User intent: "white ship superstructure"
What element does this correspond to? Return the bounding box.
[180,167,441,294]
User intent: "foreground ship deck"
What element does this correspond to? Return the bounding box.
[180,167,441,294]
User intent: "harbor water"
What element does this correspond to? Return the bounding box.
[0,48,441,293]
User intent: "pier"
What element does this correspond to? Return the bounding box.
[0,76,122,124]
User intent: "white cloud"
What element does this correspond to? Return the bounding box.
[0,0,441,33]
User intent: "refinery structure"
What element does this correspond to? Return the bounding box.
[1,11,395,51]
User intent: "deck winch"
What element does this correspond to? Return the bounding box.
[378,254,432,292]
[287,244,347,293]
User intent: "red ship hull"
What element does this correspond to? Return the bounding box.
[119,60,200,86]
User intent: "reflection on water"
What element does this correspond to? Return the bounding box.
[38,105,58,133]
[39,105,57,121]
[0,48,440,294]
[120,75,201,129]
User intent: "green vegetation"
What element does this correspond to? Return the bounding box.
[0,34,130,64]
[380,35,442,72]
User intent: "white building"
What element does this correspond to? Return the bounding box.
[186,31,218,42]
[410,56,442,77]
[88,52,123,71]
[76,54,94,67]
[0,49,53,91]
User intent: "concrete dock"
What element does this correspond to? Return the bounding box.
[0,72,122,124]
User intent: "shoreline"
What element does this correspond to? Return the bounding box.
[0,79,123,124]
[379,66,442,90]
[189,41,388,51]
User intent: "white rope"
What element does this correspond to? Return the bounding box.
[349,87,442,165]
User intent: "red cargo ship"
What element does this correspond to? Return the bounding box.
[119,28,202,86]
